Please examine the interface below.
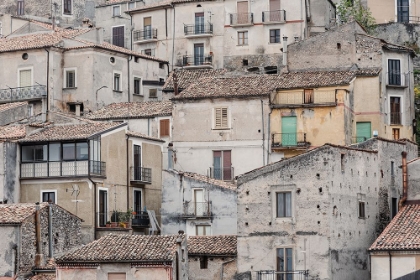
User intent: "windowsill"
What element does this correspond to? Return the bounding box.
[112,15,122,18]
[237,44,249,47]
[212,127,230,130]
[63,87,77,90]
[268,42,281,45]
[389,124,403,126]
[62,14,73,17]
[133,94,144,96]
[113,90,123,93]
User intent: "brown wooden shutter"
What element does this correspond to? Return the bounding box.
[160,119,170,137]
[108,273,126,280]
[143,17,151,26]
[222,150,232,180]
[270,0,280,11]
[112,26,125,47]
[215,108,228,128]
[237,1,248,13]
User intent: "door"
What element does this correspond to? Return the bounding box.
[194,43,204,65]
[397,0,409,23]
[144,17,151,39]
[195,12,204,34]
[19,69,31,87]
[269,0,281,21]
[356,122,371,143]
[390,97,401,124]
[194,189,205,216]
[99,190,107,227]
[281,116,297,146]
[134,190,142,214]
[237,1,248,24]
[134,145,141,180]
[213,150,232,180]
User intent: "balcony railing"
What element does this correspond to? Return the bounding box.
[133,28,157,42]
[182,201,212,218]
[257,270,309,280]
[0,85,46,103]
[230,13,254,25]
[409,16,420,23]
[132,211,150,227]
[209,166,234,181]
[390,112,402,125]
[131,166,152,183]
[262,10,286,23]
[97,210,140,227]
[20,160,106,178]
[386,72,408,87]
[184,23,213,36]
[352,136,368,144]
[271,133,310,149]
[182,55,213,66]
[273,90,336,107]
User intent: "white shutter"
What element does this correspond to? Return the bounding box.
[215,108,228,128]
[19,70,31,87]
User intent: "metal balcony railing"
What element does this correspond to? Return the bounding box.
[182,55,213,66]
[0,85,46,103]
[20,160,106,178]
[409,16,420,23]
[386,72,408,87]
[257,270,309,280]
[390,112,402,125]
[133,28,157,41]
[182,201,212,218]
[209,167,234,181]
[271,133,310,148]
[273,90,336,106]
[262,10,286,23]
[132,211,150,227]
[184,23,213,35]
[230,13,254,25]
[97,210,136,227]
[131,166,152,183]
[352,137,368,144]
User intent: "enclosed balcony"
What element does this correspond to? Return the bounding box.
[184,23,213,38]
[133,28,158,44]
[272,90,336,108]
[21,160,105,178]
[229,13,254,26]
[262,10,286,23]
[130,166,152,184]
[0,85,46,103]
[271,133,310,150]
[182,201,212,218]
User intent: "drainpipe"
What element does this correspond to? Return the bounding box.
[171,4,176,71]
[261,100,265,165]
[220,258,235,280]
[389,251,392,280]
[282,36,289,73]
[34,202,44,267]
[12,244,17,277]
[48,202,53,258]
[267,109,272,164]
[127,55,132,102]
[165,8,168,38]
[44,48,50,121]
[399,151,408,209]
[126,135,130,209]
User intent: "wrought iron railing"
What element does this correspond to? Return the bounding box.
[133,28,157,41]
[272,133,309,148]
[257,270,309,280]
[131,166,152,183]
[97,210,135,227]
[20,160,106,178]
[182,55,213,66]
[0,85,46,102]
[184,23,213,35]
[262,10,286,22]
[386,72,408,87]
[230,13,254,25]
[132,211,150,227]
[274,90,336,106]
[352,137,368,144]
[390,112,402,125]
[182,201,211,217]
[209,167,234,181]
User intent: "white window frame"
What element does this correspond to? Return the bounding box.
[62,0,73,16]
[127,1,136,10]
[388,94,404,125]
[271,185,294,221]
[213,107,230,130]
[17,66,33,88]
[41,190,57,204]
[97,187,108,216]
[113,71,122,92]
[63,67,77,88]
[112,5,121,17]
[276,247,294,274]
[238,30,248,46]
[195,224,211,236]
[387,58,403,86]
[133,76,142,95]
[158,118,171,138]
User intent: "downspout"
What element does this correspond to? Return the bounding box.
[165,8,168,37]
[261,100,265,165]
[34,202,44,267]
[126,135,130,209]
[220,258,235,280]
[127,55,132,102]
[171,4,176,70]
[399,151,408,209]
[48,202,53,258]
[44,48,50,121]
[130,13,133,51]
[267,109,272,164]
[389,251,392,280]
[88,177,97,240]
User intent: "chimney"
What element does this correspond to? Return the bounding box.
[399,151,408,209]
[282,36,289,73]
[75,104,81,117]
[34,202,44,268]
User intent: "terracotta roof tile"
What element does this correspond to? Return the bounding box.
[180,171,236,190]
[0,125,26,140]
[0,101,27,112]
[29,275,55,280]
[128,0,217,13]
[0,203,48,224]
[19,122,124,142]
[86,101,172,120]
[370,204,420,251]
[163,69,227,92]
[188,235,237,256]
[127,131,165,142]
[56,234,184,263]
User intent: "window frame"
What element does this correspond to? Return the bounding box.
[133,77,142,95]
[196,224,211,236]
[357,193,366,219]
[112,25,125,47]
[112,5,121,17]
[149,88,158,98]
[64,67,77,88]
[18,66,33,88]
[41,190,57,204]
[17,0,25,15]
[388,59,402,86]
[113,71,122,92]
[276,192,292,218]
[127,1,136,10]
[213,107,229,130]
[62,0,73,16]
[269,29,280,43]
[389,95,402,125]
[276,247,294,276]
[238,31,248,46]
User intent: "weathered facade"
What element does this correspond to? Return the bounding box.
[236,138,417,280]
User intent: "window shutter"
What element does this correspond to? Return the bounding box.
[270,0,280,11]
[215,108,228,128]
[144,17,151,26]
[149,88,157,98]
[108,273,126,280]
[67,71,75,88]
[160,119,170,137]
[19,70,31,87]
[112,26,125,47]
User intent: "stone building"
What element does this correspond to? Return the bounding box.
[188,235,237,280]
[162,170,237,236]
[0,202,82,279]
[56,233,188,280]
[236,137,417,280]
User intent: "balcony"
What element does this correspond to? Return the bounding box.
[182,201,212,218]
[131,166,152,184]
[184,23,213,38]
[257,270,309,280]
[272,90,336,108]
[386,72,408,88]
[133,28,157,44]
[230,13,254,26]
[132,211,150,227]
[390,112,402,125]
[182,55,213,67]
[20,160,106,178]
[209,167,234,181]
[262,10,286,23]
[271,133,310,149]
[0,85,46,103]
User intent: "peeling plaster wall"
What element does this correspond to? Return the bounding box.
[0,226,19,277]
[188,257,236,280]
[0,142,19,204]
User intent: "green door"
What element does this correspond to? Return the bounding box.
[282,116,297,146]
[356,122,371,143]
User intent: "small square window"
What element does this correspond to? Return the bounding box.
[159,62,165,69]
[42,191,56,203]
[238,31,248,45]
[276,192,292,218]
[270,29,280,43]
[112,6,121,17]
[143,49,153,56]
[149,88,157,98]
[196,225,211,235]
[128,1,135,10]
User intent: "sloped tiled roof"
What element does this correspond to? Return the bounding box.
[127,131,165,142]
[0,125,26,140]
[370,204,420,251]
[19,122,124,142]
[0,203,48,224]
[0,101,27,112]
[86,101,172,120]
[56,234,183,263]
[128,0,217,13]
[163,69,227,92]
[180,171,236,191]
[188,236,237,256]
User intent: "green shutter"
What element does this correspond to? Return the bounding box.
[281,116,297,146]
[356,122,371,143]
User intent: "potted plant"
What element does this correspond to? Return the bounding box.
[119,222,126,228]
[106,221,111,228]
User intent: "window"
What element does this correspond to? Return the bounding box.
[303,89,314,104]
[17,0,25,15]
[143,17,152,39]
[276,192,291,218]
[134,77,141,95]
[194,43,204,65]
[281,116,297,146]
[391,161,395,177]
[356,122,371,143]
[358,201,366,218]
[214,107,228,129]
[196,225,211,235]
[19,69,32,87]
[128,1,135,9]
[390,97,401,124]
[112,5,121,17]
[42,191,56,203]
[112,26,125,47]
[393,128,400,140]
[341,154,345,172]
[63,0,72,15]
[397,0,409,23]
[62,142,88,160]
[277,248,293,280]
[65,69,76,88]
[22,145,47,162]
[237,1,249,24]
[200,256,208,269]
[160,119,170,137]
[388,59,401,86]
[143,48,153,56]
[133,145,141,180]
[270,29,280,43]
[195,12,205,34]
[238,31,248,45]
[391,197,398,218]
[108,272,126,280]
[99,189,108,227]
[159,62,165,69]
[149,88,157,98]
[213,150,232,180]
[113,72,121,91]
